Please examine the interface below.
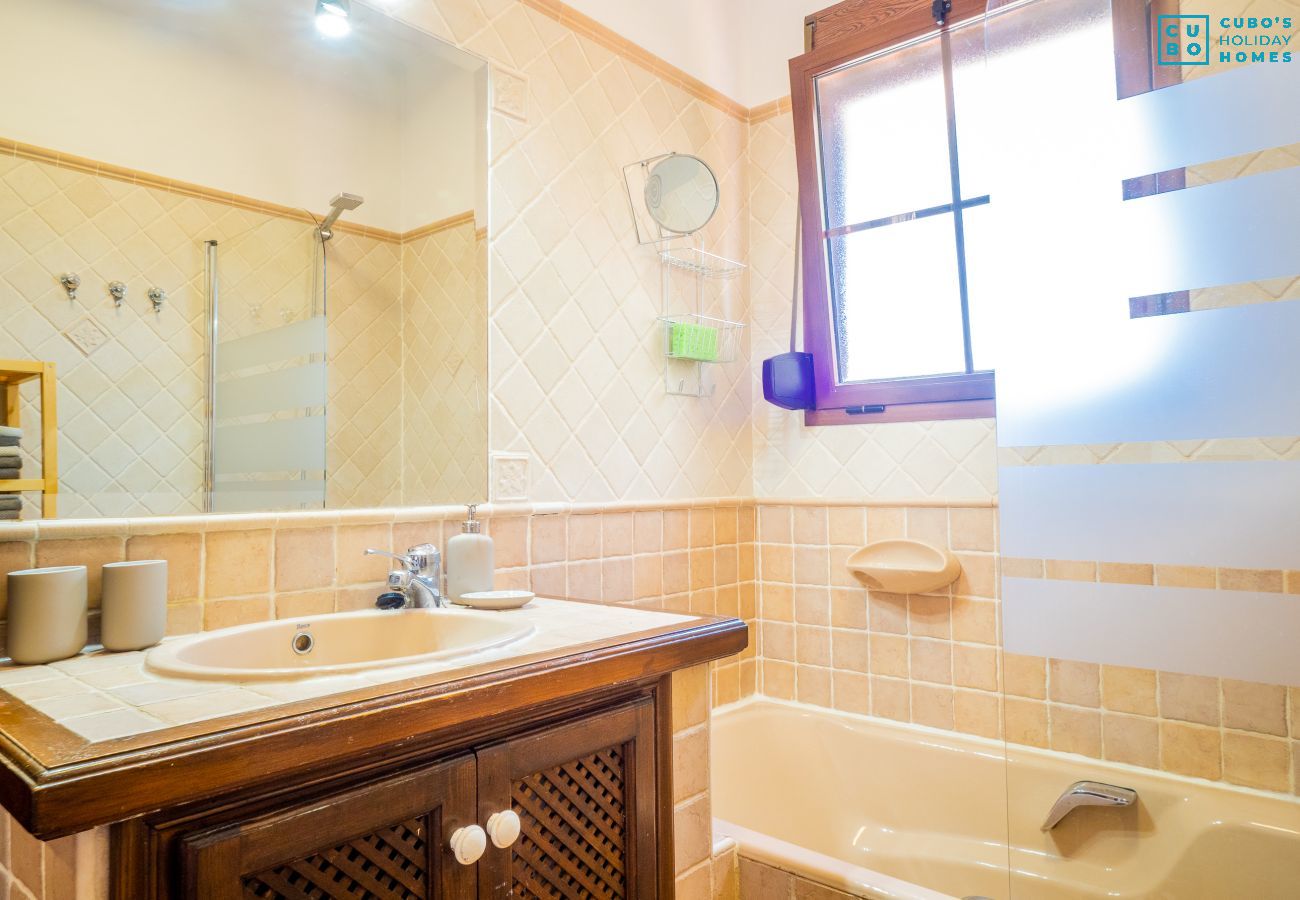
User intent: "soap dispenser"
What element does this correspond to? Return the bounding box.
[446,504,494,605]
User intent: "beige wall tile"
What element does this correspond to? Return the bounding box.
[951,597,997,644]
[905,507,948,549]
[336,524,393,585]
[567,560,600,601]
[276,591,336,619]
[1101,665,1157,716]
[794,587,829,626]
[663,510,689,551]
[796,665,832,707]
[1222,732,1289,792]
[530,516,566,564]
[953,644,998,691]
[761,583,793,622]
[758,505,791,543]
[127,533,200,602]
[763,660,795,700]
[1050,706,1101,757]
[1098,562,1154,585]
[1222,679,1287,736]
[205,530,271,598]
[832,670,870,715]
[601,512,634,556]
[792,506,827,545]
[1155,564,1216,588]
[795,626,830,667]
[673,794,711,875]
[1045,559,1097,582]
[663,551,689,596]
[868,591,908,634]
[1159,672,1220,726]
[689,509,715,549]
[1160,721,1222,780]
[1049,659,1100,707]
[954,553,996,598]
[672,726,709,802]
[275,527,334,592]
[35,537,125,608]
[487,517,528,569]
[829,588,867,629]
[739,857,794,898]
[908,594,950,639]
[204,596,271,631]
[870,676,909,722]
[715,507,738,545]
[949,508,995,551]
[1102,713,1158,768]
[761,622,794,662]
[672,664,710,730]
[792,546,829,586]
[831,628,868,673]
[954,689,1000,739]
[0,540,35,618]
[827,507,865,546]
[567,514,601,561]
[866,507,904,540]
[1005,697,1049,748]
[910,639,952,684]
[1001,557,1044,578]
[166,601,203,636]
[760,545,792,583]
[911,683,955,730]
[869,634,908,678]
[1218,568,1283,592]
[1004,654,1047,699]
[633,511,663,554]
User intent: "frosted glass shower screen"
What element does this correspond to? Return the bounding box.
[987,0,1300,688]
[205,220,327,513]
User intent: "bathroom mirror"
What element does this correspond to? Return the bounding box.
[643,154,720,235]
[0,0,489,518]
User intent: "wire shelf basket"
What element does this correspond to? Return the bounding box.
[657,313,745,365]
[658,246,746,280]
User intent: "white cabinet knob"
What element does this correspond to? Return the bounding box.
[486,809,522,849]
[449,825,487,865]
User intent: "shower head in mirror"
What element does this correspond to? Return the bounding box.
[643,154,719,236]
[318,192,364,240]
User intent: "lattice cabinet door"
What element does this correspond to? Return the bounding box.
[181,755,479,900]
[475,700,660,899]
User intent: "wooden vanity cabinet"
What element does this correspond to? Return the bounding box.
[118,698,663,899]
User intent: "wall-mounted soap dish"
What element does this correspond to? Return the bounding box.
[845,540,961,594]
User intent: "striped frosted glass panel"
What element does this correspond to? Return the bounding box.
[1118,167,1300,298]
[215,363,326,420]
[995,300,1300,447]
[1004,578,1300,685]
[210,479,326,514]
[215,317,326,375]
[212,417,326,475]
[1000,461,1300,570]
[1115,63,1300,178]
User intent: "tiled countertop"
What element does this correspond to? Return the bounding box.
[0,598,693,744]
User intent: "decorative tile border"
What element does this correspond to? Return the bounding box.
[1003,556,1300,593]
[1,137,476,245]
[1000,436,1300,466]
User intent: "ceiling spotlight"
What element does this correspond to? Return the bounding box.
[314,0,351,37]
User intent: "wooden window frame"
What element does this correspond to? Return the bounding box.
[791,0,994,427]
[790,0,1170,424]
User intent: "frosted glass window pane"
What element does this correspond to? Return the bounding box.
[833,215,967,382]
[816,35,952,227]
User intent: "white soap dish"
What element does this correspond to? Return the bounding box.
[457,590,535,610]
[845,540,961,594]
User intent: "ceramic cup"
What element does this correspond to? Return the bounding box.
[6,566,88,665]
[100,560,168,652]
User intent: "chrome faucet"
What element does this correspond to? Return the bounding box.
[1041,780,1137,831]
[365,544,446,609]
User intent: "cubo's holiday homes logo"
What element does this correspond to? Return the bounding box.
[1158,14,1294,65]
[1158,15,1210,65]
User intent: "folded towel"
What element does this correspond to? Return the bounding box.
[0,495,20,508]
[0,466,21,477]
[0,509,20,520]
[0,447,19,459]
[0,437,18,447]
[0,426,21,440]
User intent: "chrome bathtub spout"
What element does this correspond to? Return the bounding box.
[1042,781,1137,831]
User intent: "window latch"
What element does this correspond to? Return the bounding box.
[932,0,952,25]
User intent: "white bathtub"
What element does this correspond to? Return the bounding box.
[711,699,1300,899]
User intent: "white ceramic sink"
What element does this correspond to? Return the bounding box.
[145,608,535,681]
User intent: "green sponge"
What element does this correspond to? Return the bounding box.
[670,322,719,361]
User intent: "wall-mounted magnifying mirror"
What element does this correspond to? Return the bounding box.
[644,154,719,235]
